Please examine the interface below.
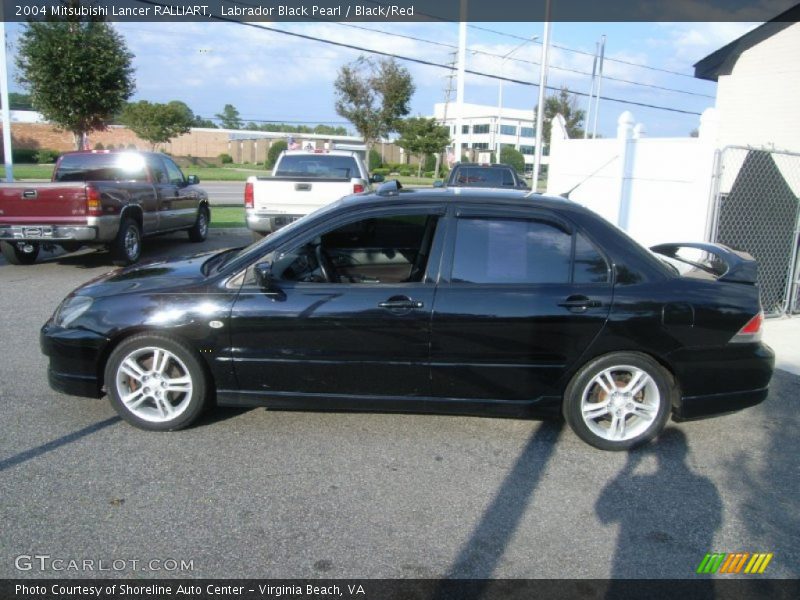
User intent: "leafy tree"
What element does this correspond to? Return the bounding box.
[541,86,585,140]
[193,116,217,128]
[368,149,382,171]
[4,92,33,110]
[266,140,288,169]
[500,146,525,174]
[395,117,451,177]
[121,100,194,149]
[334,56,415,151]
[215,104,243,129]
[15,16,135,149]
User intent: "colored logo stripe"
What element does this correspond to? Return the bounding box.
[696,552,773,574]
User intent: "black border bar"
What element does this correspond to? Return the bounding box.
[2,0,800,22]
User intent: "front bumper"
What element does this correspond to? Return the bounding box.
[0,216,119,244]
[670,342,775,420]
[245,209,302,234]
[40,320,110,398]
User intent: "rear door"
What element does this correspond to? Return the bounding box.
[430,205,613,402]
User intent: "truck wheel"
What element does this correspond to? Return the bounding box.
[187,206,209,242]
[111,218,142,266]
[1,241,40,265]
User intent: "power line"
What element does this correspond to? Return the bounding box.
[135,1,703,117]
[321,21,714,99]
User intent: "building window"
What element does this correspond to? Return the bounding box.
[500,125,517,136]
[461,143,469,151]
[462,125,470,134]
[473,124,490,135]
[472,143,489,150]
[520,127,535,138]
[519,145,535,155]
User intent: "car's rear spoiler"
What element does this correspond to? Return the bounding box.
[650,242,758,284]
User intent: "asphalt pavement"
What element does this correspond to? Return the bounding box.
[0,232,798,579]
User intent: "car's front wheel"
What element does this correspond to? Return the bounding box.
[563,352,672,451]
[105,334,209,431]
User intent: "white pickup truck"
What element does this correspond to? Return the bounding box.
[245,149,382,237]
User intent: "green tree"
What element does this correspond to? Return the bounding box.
[15,16,135,149]
[266,140,288,169]
[500,146,525,174]
[395,117,451,177]
[192,115,217,128]
[368,148,382,171]
[541,86,585,140]
[4,92,33,110]
[215,104,243,129]
[334,56,415,151]
[121,100,195,149]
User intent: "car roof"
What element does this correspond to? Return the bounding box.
[341,185,575,212]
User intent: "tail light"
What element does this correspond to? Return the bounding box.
[730,311,763,343]
[85,185,102,216]
[353,183,365,194]
[244,182,254,209]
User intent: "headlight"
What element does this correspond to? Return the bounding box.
[54,295,93,328]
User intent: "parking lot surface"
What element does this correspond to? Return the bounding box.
[1,231,798,579]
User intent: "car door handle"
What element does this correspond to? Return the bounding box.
[379,298,424,310]
[558,296,601,310]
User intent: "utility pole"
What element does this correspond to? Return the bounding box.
[455,7,467,165]
[0,6,14,182]
[436,51,458,176]
[591,35,606,140]
[532,0,552,191]
[584,40,600,139]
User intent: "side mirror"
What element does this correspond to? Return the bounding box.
[369,174,385,184]
[186,175,200,185]
[433,180,444,188]
[254,262,273,288]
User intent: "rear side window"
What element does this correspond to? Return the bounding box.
[573,232,610,283]
[275,155,359,178]
[452,218,572,284]
[54,153,148,182]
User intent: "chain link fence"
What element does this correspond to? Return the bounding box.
[708,146,800,315]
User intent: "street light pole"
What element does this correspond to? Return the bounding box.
[0,13,14,182]
[532,0,552,192]
[496,36,537,157]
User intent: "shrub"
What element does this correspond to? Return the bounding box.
[368,149,382,170]
[218,153,233,164]
[499,146,525,174]
[94,142,104,150]
[371,167,390,176]
[423,154,437,172]
[398,166,413,176]
[34,149,60,164]
[423,171,435,178]
[266,140,288,169]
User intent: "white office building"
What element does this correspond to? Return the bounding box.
[432,102,537,172]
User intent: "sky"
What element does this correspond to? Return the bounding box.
[6,19,762,139]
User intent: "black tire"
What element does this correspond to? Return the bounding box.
[105,333,210,431]
[110,217,142,266]
[563,352,673,451]
[0,240,39,265]
[187,206,209,242]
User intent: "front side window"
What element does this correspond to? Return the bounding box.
[452,218,572,284]
[271,214,439,284]
[162,157,185,185]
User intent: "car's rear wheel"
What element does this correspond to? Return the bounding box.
[1,240,40,265]
[105,334,209,431]
[187,206,209,242]
[563,352,672,451]
[110,217,142,266]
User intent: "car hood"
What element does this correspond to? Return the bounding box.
[73,249,224,299]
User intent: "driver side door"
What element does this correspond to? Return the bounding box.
[228,205,447,402]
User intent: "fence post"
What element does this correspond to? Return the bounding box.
[616,111,636,231]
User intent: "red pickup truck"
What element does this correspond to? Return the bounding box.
[0,150,210,265]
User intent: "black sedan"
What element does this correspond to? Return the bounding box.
[40,186,774,450]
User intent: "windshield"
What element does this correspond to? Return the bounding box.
[275,155,359,179]
[215,199,346,273]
